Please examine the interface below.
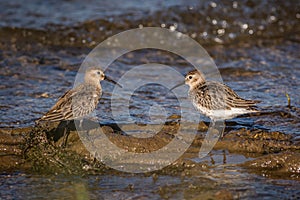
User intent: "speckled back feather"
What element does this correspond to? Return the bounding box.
[38,83,101,122]
[189,81,260,111]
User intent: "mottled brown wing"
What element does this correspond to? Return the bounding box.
[192,82,259,110]
[224,84,260,109]
[38,84,101,122]
[39,88,76,122]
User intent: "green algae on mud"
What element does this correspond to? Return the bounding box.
[0,122,299,180]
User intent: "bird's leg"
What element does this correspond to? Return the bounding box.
[217,120,225,138]
[79,119,88,134]
[211,120,216,128]
[210,120,225,138]
[61,121,70,148]
[212,120,224,138]
[79,119,83,129]
[219,121,224,138]
[222,150,227,164]
[208,120,217,134]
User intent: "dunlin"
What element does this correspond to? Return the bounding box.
[36,67,121,146]
[171,69,260,132]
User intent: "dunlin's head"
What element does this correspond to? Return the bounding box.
[170,69,205,91]
[84,67,122,87]
[185,70,205,88]
[85,68,105,84]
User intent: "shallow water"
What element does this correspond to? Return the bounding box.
[1,0,299,133]
[1,154,299,200]
[1,42,299,135]
[0,0,299,199]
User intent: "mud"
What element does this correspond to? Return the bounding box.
[0,123,299,181]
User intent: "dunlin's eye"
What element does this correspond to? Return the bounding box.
[188,76,192,79]
[97,71,101,75]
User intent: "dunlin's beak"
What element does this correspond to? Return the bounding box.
[104,76,122,88]
[170,81,185,91]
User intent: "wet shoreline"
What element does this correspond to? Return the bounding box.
[0,122,299,198]
[1,122,299,177]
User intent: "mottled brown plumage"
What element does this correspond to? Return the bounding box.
[172,69,260,121]
[189,81,259,111]
[39,84,101,122]
[37,67,121,123]
[37,68,105,123]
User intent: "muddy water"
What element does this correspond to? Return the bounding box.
[0,0,300,199]
[1,168,299,199]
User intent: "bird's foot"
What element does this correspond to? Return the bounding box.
[60,127,70,148]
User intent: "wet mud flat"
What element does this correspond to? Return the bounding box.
[0,121,299,199]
